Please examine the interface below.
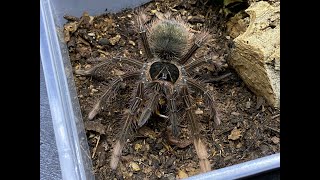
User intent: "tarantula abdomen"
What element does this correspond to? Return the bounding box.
[149,17,191,61]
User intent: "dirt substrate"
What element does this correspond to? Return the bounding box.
[64,0,280,179]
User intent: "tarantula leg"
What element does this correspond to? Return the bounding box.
[87,72,140,120]
[185,57,211,71]
[178,32,209,65]
[136,12,153,59]
[187,78,220,125]
[168,90,180,137]
[111,114,136,170]
[75,57,143,76]
[111,81,145,170]
[203,72,232,83]
[138,90,160,127]
[181,86,211,173]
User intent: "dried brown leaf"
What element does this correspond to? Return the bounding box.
[138,126,158,139]
[130,162,141,171]
[109,35,121,45]
[177,170,188,179]
[228,127,242,140]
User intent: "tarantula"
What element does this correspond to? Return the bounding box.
[75,11,221,173]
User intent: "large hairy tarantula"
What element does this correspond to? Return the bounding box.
[76,11,220,173]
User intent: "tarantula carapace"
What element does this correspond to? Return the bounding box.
[76,11,221,173]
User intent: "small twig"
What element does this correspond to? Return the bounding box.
[204,73,232,83]
[178,124,188,128]
[265,125,280,133]
[252,112,260,121]
[92,135,100,158]
[78,36,90,46]
[271,114,280,119]
[158,114,169,119]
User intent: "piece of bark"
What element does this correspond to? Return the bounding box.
[228,1,280,108]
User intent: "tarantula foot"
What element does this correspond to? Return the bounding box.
[199,159,211,173]
[138,108,152,127]
[194,138,211,172]
[166,127,191,148]
[87,101,101,120]
[110,141,122,170]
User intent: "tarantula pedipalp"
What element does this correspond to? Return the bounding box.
[75,11,220,173]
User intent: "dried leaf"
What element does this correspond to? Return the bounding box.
[109,35,121,45]
[130,162,141,171]
[64,21,78,33]
[177,170,188,179]
[138,126,158,139]
[63,22,78,42]
[134,143,143,151]
[228,127,242,140]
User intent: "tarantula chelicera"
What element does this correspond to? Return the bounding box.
[76,11,221,173]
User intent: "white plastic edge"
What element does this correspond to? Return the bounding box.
[186,153,280,180]
[40,0,94,179]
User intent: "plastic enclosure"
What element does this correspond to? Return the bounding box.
[40,0,280,179]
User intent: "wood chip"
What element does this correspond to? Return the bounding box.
[128,40,136,46]
[195,108,203,115]
[271,136,280,144]
[231,112,240,116]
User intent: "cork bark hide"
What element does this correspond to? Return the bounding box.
[228,1,280,108]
